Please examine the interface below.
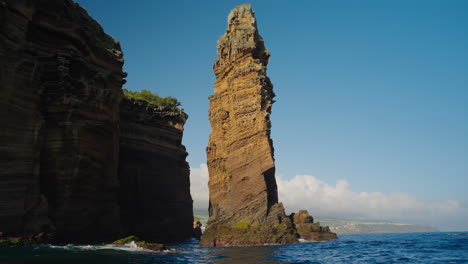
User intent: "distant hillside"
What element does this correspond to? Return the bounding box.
[317,219,439,234]
[194,209,209,225]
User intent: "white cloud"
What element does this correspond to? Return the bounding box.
[190,163,209,210]
[277,175,468,230]
[190,163,468,231]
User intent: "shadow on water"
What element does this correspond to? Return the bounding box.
[0,245,130,264]
[0,240,284,264]
[205,245,282,264]
[128,242,284,264]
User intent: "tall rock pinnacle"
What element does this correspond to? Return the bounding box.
[200,4,297,247]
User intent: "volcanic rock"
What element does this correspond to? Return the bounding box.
[118,98,193,242]
[291,210,337,241]
[0,0,193,244]
[200,4,297,247]
[193,216,203,240]
[0,0,125,242]
[112,235,167,251]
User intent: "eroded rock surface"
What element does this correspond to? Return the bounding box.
[0,0,194,244]
[291,210,337,241]
[200,4,297,247]
[0,0,125,242]
[118,99,193,242]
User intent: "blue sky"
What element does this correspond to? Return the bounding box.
[75,0,467,229]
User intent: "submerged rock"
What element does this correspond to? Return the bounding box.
[112,235,166,251]
[201,4,297,247]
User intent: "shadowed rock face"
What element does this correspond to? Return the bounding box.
[200,4,297,247]
[118,99,193,243]
[0,0,125,242]
[0,0,194,244]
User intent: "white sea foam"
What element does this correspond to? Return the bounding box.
[298,238,319,243]
[46,241,155,252]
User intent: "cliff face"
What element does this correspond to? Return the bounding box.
[0,0,125,242]
[0,0,193,244]
[119,99,193,242]
[200,4,297,247]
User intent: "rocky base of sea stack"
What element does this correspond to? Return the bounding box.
[200,204,297,247]
[200,208,336,247]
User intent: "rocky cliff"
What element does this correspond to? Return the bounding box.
[119,98,193,242]
[0,0,124,242]
[201,4,297,247]
[291,210,337,241]
[0,0,193,244]
[201,4,336,247]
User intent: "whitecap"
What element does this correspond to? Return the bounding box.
[43,241,157,253]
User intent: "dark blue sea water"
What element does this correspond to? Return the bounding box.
[1,232,467,264]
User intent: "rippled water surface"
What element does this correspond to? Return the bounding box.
[1,232,467,264]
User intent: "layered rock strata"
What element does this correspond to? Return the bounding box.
[201,4,337,247]
[201,4,298,247]
[0,0,125,242]
[119,98,193,242]
[0,0,194,244]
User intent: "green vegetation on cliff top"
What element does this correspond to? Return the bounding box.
[123,89,181,109]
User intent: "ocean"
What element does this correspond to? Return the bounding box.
[1,232,467,263]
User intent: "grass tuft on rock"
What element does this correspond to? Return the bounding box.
[123,89,181,109]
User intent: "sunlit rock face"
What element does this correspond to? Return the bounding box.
[200,4,297,247]
[290,210,337,241]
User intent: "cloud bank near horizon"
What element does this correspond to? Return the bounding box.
[190,163,468,231]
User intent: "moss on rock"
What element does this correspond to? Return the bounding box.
[135,241,166,251]
[201,219,297,247]
[112,235,142,245]
[112,235,166,251]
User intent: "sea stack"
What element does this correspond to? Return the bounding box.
[200,4,297,247]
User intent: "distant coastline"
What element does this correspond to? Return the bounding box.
[194,210,438,235]
[317,219,439,234]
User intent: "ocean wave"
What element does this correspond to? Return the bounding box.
[44,241,170,253]
[298,238,319,243]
